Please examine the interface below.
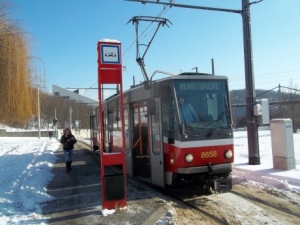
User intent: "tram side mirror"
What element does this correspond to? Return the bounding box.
[148,99,156,115]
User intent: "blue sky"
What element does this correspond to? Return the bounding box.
[9,0,300,101]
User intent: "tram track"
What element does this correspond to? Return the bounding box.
[230,190,300,219]
[169,193,227,225]
[161,184,300,224]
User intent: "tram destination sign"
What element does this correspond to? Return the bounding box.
[179,82,220,91]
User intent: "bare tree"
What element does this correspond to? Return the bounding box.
[36,92,95,130]
[281,80,300,132]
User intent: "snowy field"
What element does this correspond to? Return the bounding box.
[0,129,299,224]
[234,128,300,165]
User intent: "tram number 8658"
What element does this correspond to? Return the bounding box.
[201,151,217,158]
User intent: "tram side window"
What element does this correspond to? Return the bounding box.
[102,112,107,133]
[117,107,122,130]
[216,94,231,127]
[124,107,129,150]
[112,108,122,131]
[132,105,148,156]
[101,111,110,152]
[108,111,113,132]
[92,114,98,130]
[152,102,161,155]
[133,106,148,126]
[162,97,175,131]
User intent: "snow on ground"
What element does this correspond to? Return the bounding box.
[0,138,60,224]
[233,128,300,192]
[0,128,299,224]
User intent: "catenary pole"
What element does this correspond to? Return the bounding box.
[242,0,260,164]
[125,0,262,165]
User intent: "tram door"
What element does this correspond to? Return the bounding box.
[150,98,164,187]
[132,103,151,179]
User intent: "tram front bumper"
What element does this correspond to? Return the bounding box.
[177,163,232,175]
[177,166,208,174]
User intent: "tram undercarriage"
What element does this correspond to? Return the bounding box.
[167,163,233,193]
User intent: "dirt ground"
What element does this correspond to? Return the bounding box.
[162,178,300,225]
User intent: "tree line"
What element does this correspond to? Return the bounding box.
[0,2,95,130]
[230,84,300,132]
[24,92,96,130]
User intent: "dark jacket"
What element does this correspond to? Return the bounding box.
[60,134,77,150]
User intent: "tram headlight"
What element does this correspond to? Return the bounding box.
[225,150,233,159]
[170,152,174,164]
[170,158,175,164]
[185,154,193,163]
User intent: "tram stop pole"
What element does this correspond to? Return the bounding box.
[97,39,127,209]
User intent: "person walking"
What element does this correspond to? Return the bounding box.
[48,131,53,139]
[60,128,77,173]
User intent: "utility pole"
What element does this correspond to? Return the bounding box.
[242,0,260,165]
[126,0,263,165]
[69,107,73,130]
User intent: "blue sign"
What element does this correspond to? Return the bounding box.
[101,45,120,64]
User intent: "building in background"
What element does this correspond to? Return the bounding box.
[52,84,98,104]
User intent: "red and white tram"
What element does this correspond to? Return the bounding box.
[91,72,234,192]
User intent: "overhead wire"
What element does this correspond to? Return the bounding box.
[229,69,300,89]
[67,77,98,88]
[121,0,300,92]
[77,1,300,93]
[84,81,98,94]
[229,77,300,90]
[74,3,175,95]
[60,2,160,94]
[229,69,300,81]
[122,1,174,56]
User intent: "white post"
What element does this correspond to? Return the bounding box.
[270,119,295,170]
[38,87,41,139]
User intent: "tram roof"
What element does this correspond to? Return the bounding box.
[129,73,228,88]
[103,72,228,102]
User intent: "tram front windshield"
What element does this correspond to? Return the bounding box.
[163,79,231,132]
